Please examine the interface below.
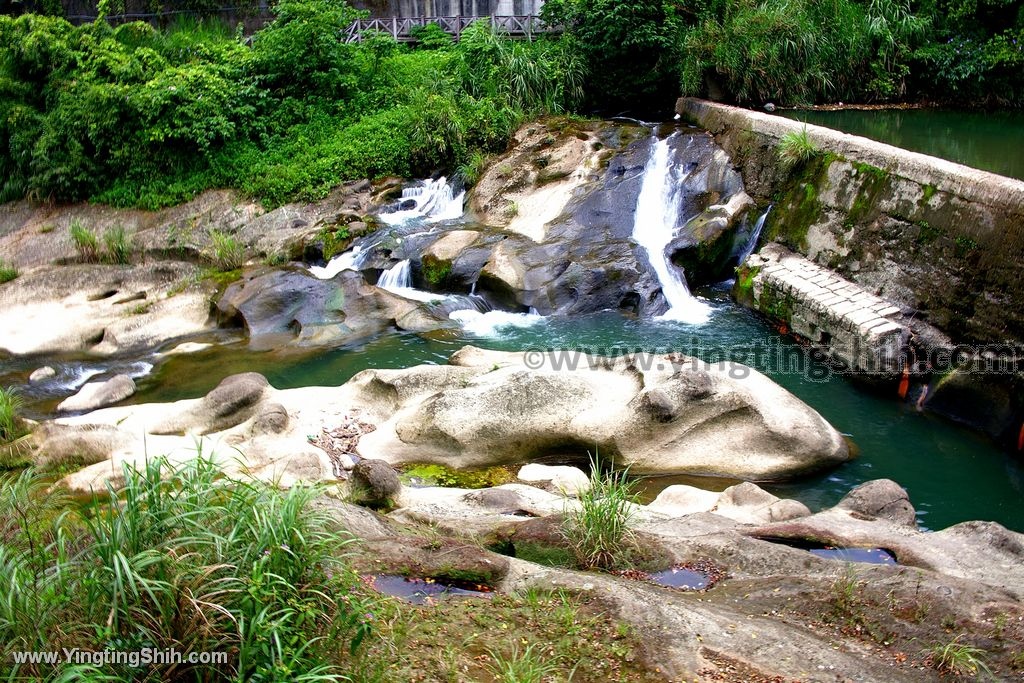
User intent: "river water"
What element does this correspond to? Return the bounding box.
[778,108,1024,180]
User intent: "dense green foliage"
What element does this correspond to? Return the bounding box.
[0,3,583,208]
[0,457,375,680]
[546,0,1024,107]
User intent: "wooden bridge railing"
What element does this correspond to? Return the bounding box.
[344,14,554,43]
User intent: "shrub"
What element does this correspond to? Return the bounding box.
[778,126,818,169]
[0,259,17,283]
[561,454,637,570]
[210,229,246,270]
[69,219,99,262]
[101,224,133,264]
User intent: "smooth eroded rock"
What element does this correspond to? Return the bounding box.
[57,375,136,414]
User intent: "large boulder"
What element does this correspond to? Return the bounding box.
[352,346,851,480]
[215,266,450,349]
[57,374,136,413]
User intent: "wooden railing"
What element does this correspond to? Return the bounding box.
[344,15,554,43]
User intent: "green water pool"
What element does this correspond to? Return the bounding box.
[134,286,1024,532]
[777,108,1024,181]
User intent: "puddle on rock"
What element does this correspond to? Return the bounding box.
[399,463,516,489]
[648,566,711,590]
[760,537,899,565]
[809,547,897,565]
[365,575,494,605]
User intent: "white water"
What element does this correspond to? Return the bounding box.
[379,177,465,226]
[631,135,712,324]
[309,246,364,280]
[737,206,771,264]
[376,259,446,302]
[448,309,544,336]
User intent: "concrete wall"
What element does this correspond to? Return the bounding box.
[677,97,1024,349]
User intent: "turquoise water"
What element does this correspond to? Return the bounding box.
[135,285,1024,532]
[777,108,1024,181]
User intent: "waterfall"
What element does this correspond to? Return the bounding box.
[379,177,465,226]
[309,246,364,280]
[377,259,413,290]
[737,206,771,264]
[631,134,712,325]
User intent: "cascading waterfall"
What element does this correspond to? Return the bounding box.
[379,177,466,226]
[631,134,712,324]
[309,246,364,280]
[737,206,771,264]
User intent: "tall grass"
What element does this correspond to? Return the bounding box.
[0,457,375,680]
[561,454,637,570]
[485,643,562,683]
[0,387,23,444]
[101,225,134,264]
[69,220,99,263]
[210,230,247,271]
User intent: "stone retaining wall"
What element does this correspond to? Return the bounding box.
[741,244,908,373]
[677,97,1024,349]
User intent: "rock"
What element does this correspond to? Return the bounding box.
[517,464,590,496]
[0,263,214,356]
[356,537,510,585]
[648,482,811,524]
[153,372,270,435]
[354,346,851,480]
[29,366,56,383]
[57,375,136,413]
[837,478,917,527]
[392,483,572,536]
[763,102,776,112]
[216,266,449,350]
[350,459,401,507]
[647,485,720,517]
[30,422,133,473]
[250,402,289,436]
[461,121,754,317]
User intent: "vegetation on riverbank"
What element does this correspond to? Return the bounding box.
[545,0,1024,108]
[0,2,582,208]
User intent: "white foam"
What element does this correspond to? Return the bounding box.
[309,246,363,280]
[449,309,544,336]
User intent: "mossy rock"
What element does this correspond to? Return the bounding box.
[733,264,761,308]
[419,254,453,289]
[400,462,516,489]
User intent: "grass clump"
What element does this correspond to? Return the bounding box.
[456,149,490,187]
[926,635,992,677]
[778,126,818,169]
[561,454,637,570]
[0,387,24,444]
[210,229,247,270]
[0,259,17,284]
[101,224,134,264]
[0,456,376,680]
[485,642,564,683]
[69,220,99,262]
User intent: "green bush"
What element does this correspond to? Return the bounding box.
[0,457,376,680]
[0,259,17,283]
